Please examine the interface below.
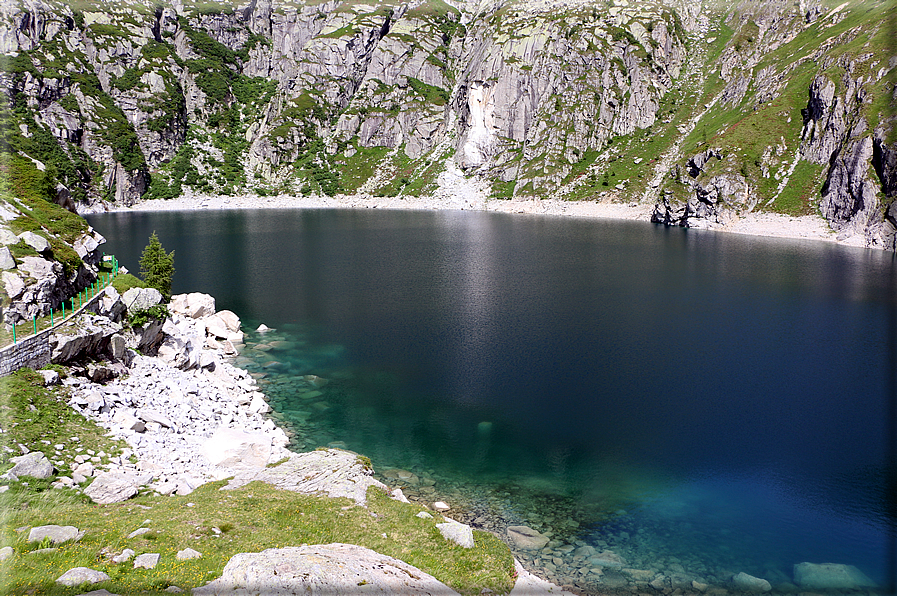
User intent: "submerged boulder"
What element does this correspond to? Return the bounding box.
[732,571,772,592]
[506,525,549,550]
[793,562,876,590]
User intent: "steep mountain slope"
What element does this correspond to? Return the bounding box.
[0,0,895,248]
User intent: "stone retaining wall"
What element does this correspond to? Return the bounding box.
[0,330,51,376]
[0,290,106,377]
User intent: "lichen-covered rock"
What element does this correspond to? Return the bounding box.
[7,452,54,479]
[28,525,84,544]
[222,448,387,506]
[55,567,110,587]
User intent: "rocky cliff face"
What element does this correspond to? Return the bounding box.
[1,0,895,247]
[0,194,105,325]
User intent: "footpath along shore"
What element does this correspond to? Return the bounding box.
[113,190,858,248]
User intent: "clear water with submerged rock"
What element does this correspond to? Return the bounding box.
[89,208,895,594]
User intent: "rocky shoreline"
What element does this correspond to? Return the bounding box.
[15,285,575,594]
[106,190,862,250]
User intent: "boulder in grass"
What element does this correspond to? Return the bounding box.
[793,562,876,590]
[18,231,50,254]
[56,567,110,587]
[192,544,460,596]
[436,520,475,548]
[83,472,139,504]
[133,553,160,569]
[8,452,54,479]
[28,525,84,544]
[176,548,202,560]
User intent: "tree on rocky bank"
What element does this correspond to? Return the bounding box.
[139,232,175,300]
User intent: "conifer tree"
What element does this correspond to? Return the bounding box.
[139,232,175,300]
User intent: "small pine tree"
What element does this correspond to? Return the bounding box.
[139,232,175,300]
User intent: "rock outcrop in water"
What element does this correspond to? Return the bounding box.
[1,0,894,247]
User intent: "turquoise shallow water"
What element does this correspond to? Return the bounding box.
[89,208,896,594]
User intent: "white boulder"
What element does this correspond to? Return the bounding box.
[201,427,274,468]
[169,293,215,319]
[18,231,50,253]
[122,287,162,312]
[56,567,110,587]
[436,520,475,548]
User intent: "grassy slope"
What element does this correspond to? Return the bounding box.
[0,370,516,596]
[671,0,895,215]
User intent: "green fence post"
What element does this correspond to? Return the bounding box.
[33,316,36,335]
[62,301,65,319]
[12,325,16,344]
[51,310,53,326]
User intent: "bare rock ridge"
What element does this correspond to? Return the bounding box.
[0,0,894,248]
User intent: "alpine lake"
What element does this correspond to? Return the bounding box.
[88,207,896,595]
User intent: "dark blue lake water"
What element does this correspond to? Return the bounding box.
[88,208,896,594]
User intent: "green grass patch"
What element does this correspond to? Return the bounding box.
[764,159,825,216]
[0,369,126,477]
[336,144,391,192]
[0,480,515,596]
[111,273,147,295]
[406,77,449,106]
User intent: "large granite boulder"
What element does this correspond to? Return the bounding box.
[28,525,84,544]
[7,452,53,479]
[222,449,387,506]
[97,287,127,322]
[18,231,50,253]
[793,562,876,590]
[169,292,215,319]
[192,544,461,595]
[51,314,122,364]
[122,287,162,313]
[83,472,139,504]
